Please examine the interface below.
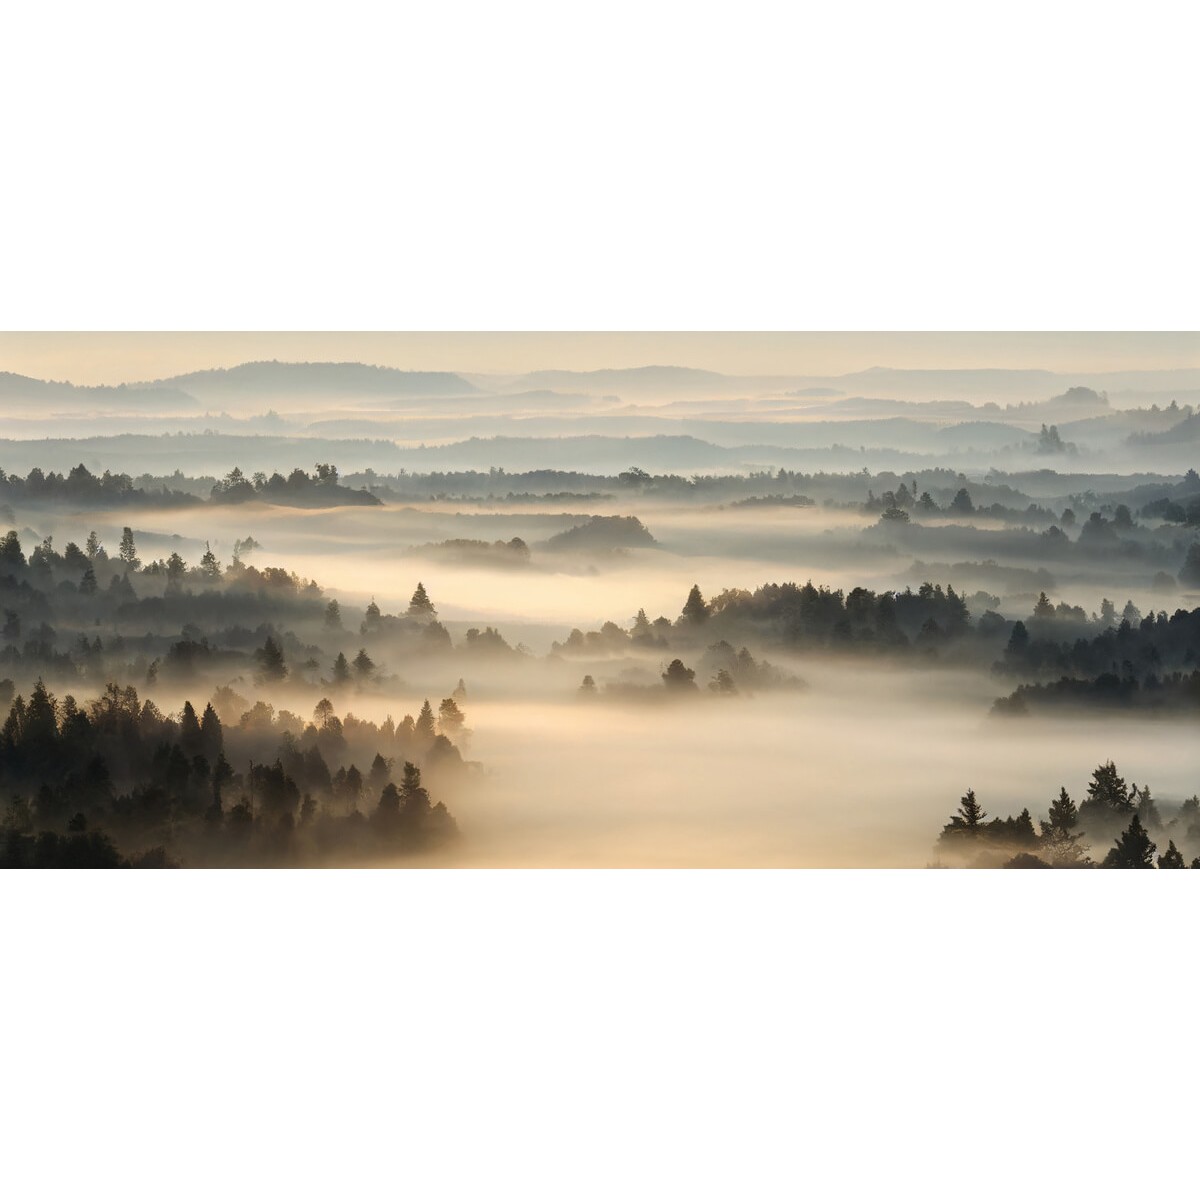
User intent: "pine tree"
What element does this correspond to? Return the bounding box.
[118,526,139,568]
[1102,814,1156,868]
[415,700,436,741]
[367,753,391,794]
[331,653,351,687]
[1033,592,1055,618]
[1040,787,1087,866]
[324,599,342,629]
[438,697,464,735]
[398,761,431,822]
[353,648,374,679]
[85,531,102,559]
[199,703,223,760]
[954,789,986,830]
[254,636,287,683]
[408,582,436,617]
[79,564,98,595]
[1083,761,1131,814]
[200,542,221,579]
[361,598,381,635]
[1157,841,1186,869]
[682,584,709,624]
[180,701,202,757]
[1004,621,1029,661]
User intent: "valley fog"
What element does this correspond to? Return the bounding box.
[1,340,1197,868]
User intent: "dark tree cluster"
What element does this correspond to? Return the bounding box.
[210,464,380,508]
[934,760,1200,868]
[0,463,200,509]
[0,681,463,868]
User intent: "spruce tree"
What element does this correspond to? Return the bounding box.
[955,789,986,830]
[408,582,436,617]
[1083,761,1131,815]
[254,636,287,683]
[1040,787,1087,865]
[118,526,139,568]
[682,584,709,624]
[1157,841,1186,869]
[331,653,351,687]
[1102,814,1156,868]
[415,700,436,741]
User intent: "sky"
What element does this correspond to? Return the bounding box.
[0,332,1198,387]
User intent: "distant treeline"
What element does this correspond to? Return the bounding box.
[0,462,379,509]
[935,760,1200,868]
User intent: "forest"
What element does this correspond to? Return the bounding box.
[0,353,1196,867]
[934,760,1200,869]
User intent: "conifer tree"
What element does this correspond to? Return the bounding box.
[1157,841,1186,869]
[1040,787,1087,865]
[954,789,986,830]
[1102,813,1156,868]
[408,582,436,617]
[1083,761,1132,815]
[118,526,139,568]
[254,636,287,683]
[180,701,202,757]
[682,584,709,624]
[331,653,351,686]
[415,700,436,741]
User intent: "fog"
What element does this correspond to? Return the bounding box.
[437,672,1198,867]
[1,341,1197,867]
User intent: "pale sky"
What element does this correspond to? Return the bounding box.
[0,332,1197,386]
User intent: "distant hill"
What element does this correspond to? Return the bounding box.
[0,371,196,409]
[542,515,657,553]
[135,360,480,401]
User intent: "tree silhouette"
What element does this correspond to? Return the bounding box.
[254,636,287,683]
[1157,840,1186,869]
[1102,814,1156,868]
[662,659,698,689]
[408,582,436,617]
[331,652,351,687]
[1083,761,1132,815]
[1040,787,1087,866]
[118,526,139,568]
[682,585,709,624]
[415,700,436,741]
[954,789,986,830]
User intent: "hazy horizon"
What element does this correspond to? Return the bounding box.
[3,331,1199,387]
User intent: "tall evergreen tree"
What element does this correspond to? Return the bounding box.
[254,636,287,683]
[1157,841,1186,869]
[408,582,436,617]
[1040,787,1087,866]
[118,526,139,568]
[682,584,709,624]
[954,789,986,830]
[1083,761,1132,815]
[1102,814,1156,868]
[180,701,202,757]
[199,703,223,760]
[414,700,436,741]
